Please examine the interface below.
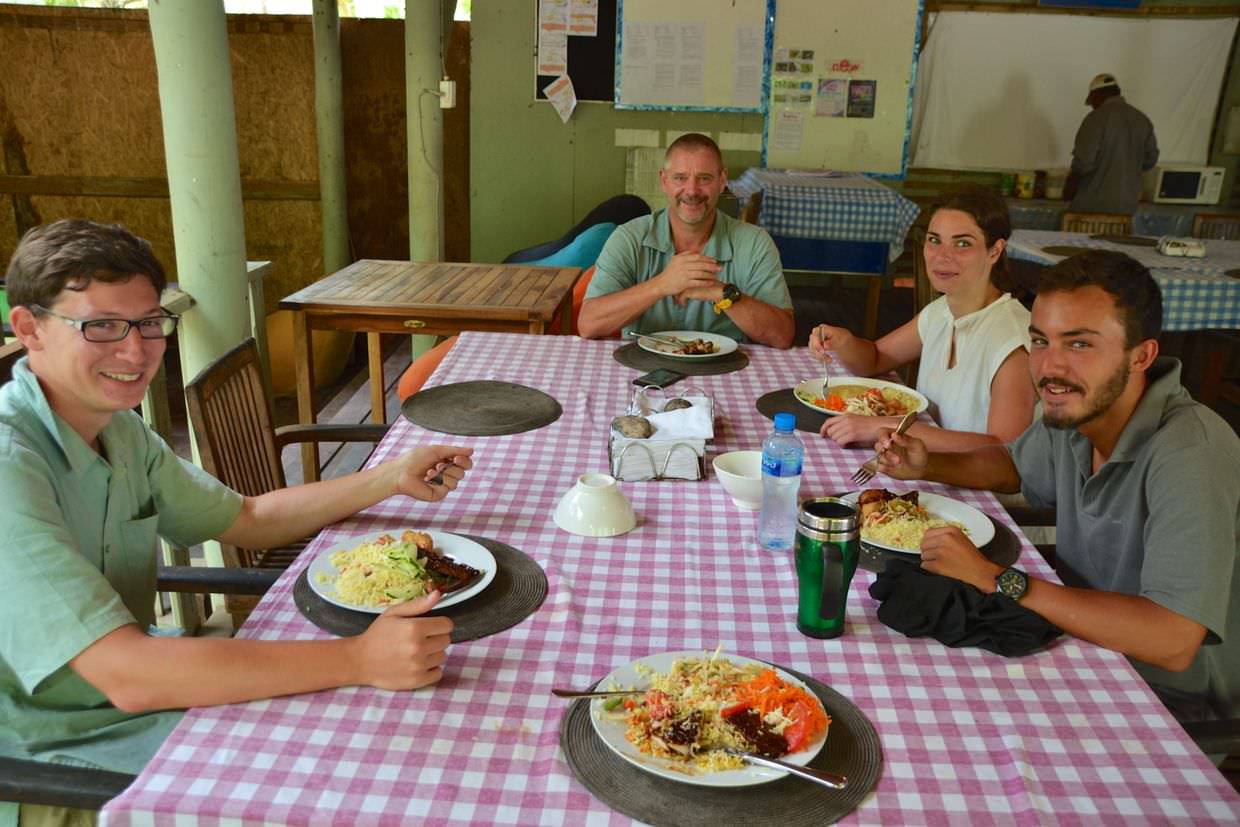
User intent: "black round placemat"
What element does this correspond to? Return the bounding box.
[859,515,1021,574]
[613,342,749,375]
[560,666,881,827]
[401,381,561,436]
[1089,233,1157,247]
[293,535,547,642]
[1226,268,1240,279]
[756,388,826,433]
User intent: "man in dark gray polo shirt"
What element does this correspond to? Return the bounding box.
[874,250,1238,725]
[1064,73,1159,215]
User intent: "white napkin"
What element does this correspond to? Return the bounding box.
[643,403,713,439]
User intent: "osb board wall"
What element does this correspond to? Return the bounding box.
[0,6,469,313]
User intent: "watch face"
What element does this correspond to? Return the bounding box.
[997,568,1028,600]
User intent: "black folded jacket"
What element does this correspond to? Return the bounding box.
[868,559,1063,657]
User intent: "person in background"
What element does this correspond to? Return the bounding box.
[577,133,796,348]
[808,185,1035,450]
[1063,73,1159,215]
[875,250,1238,726]
[0,220,473,826]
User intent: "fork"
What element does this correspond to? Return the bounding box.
[850,410,917,486]
[719,747,848,790]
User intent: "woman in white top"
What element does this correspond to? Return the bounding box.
[808,185,1036,450]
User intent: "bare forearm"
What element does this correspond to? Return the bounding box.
[924,445,1022,493]
[1021,581,1205,672]
[726,301,795,348]
[578,284,663,338]
[221,463,398,550]
[905,422,1003,453]
[75,628,359,712]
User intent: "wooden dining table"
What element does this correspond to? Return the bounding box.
[100,332,1240,826]
[279,260,580,480]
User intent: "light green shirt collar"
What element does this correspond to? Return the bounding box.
[8,358,104,478]
[1068,356,1184,472]
[642,208,736,262]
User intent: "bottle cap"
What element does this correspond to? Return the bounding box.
[773,412,796,432]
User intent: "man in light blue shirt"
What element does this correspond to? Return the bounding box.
[0,220,475,822]
[578,133,795,348]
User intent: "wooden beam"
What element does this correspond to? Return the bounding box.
[0,174,319,201]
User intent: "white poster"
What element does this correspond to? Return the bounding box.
[569,0,599,36]
[732,24,763,109]
[543,75,578,124]
[772,112,804,152]
[620,21,707,106]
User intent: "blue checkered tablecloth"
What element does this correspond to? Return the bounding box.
[730,169,920,261]
[1008,229,1240,332]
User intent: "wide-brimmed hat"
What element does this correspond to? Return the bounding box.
[1086,73,1118,103]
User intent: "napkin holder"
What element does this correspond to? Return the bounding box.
[609,386,713,482]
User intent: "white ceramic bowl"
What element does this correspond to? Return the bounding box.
[553,473,637,537]
[712,450,763,510]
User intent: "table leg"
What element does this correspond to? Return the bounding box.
[529,320,545,334]
[559,292,573,334]
[292,311,320,483]
[864,278,882,340]
[367,332,386,424]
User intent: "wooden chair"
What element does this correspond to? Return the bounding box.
[0,339,24,384]
[1191,213,1240,241]
[740,190,763,224]
[1059,212,1132,235]
[902,226,939,386]
[1199,331,1240,410]
[184,338,387,626]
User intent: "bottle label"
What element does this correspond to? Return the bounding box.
[762,454,803,477]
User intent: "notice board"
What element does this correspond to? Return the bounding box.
[763,0,921,175]
[615,0,773,112]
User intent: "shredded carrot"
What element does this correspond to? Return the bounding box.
[733,669,830,744]
[825,394,845,412]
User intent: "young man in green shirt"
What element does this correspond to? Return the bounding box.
[874,250,1238,725]
[578,133,796,348]
[0,220,474,819]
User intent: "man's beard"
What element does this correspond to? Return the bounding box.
[1041,358,1130,430]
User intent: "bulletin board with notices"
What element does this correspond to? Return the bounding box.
[614,0,773,112]
[763,0,922,175]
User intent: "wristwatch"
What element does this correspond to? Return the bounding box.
[995,567,1030,601]
[713,283,742,315]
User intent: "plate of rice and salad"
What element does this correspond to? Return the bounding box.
[793,377,928,418]
[307,529,496,612]
[843,489,994,555]
[590,650,832,787]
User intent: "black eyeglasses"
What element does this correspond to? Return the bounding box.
[32,305,179,343]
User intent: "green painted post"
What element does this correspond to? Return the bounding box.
[313,0,351,275]
[406,1,446,359]
[149,0,250,628]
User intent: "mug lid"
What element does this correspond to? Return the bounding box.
[798,496,857,532]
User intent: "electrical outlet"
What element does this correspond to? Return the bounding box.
[439,79,456,109]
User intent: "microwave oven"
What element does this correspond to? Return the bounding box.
[1142,165,1225,205]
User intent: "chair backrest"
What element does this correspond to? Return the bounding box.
[0,340,25,385]
[184,338,286,499]
[740,191,763,224]
[909,226,938,315]
[1060,212,1132,236]
[1192,213,1240,241]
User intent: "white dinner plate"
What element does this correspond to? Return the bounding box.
[307,530,497,613]
[636,330,738,360]
[842,490,995,554]
[793,376,929,417]
[589,651,829,787]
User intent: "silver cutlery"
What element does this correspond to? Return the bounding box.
[627,331,684,347]
[551,687,646,699]
[851,409,918,486]
[720,747,848,790]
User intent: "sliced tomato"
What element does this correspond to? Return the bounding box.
[720,702,750,719]
[783,701,815,752]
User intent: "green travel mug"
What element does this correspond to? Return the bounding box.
[794,497,860,639]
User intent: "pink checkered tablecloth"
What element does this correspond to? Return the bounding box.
[101,332,1239,826]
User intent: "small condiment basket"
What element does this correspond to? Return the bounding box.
[608,385,713,482]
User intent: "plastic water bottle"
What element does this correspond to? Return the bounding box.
[758,412,804,551]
